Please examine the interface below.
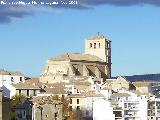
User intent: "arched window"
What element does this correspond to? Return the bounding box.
[108,43,110,48]
[90,43,92,48]
[99,43,101,48]
[94,43,96,49]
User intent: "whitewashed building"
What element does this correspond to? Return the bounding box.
[0,69,25,98]
[111,91,148,120]
[93,99,115,120]
[0,69,25,85]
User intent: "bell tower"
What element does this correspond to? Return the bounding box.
[84,34,112,77]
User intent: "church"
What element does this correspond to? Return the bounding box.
[40,35,112,83]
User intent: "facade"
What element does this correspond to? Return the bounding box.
[14,104,32,120]
[40,35,112,83]
[148,98,160,120]
[0,69,25,85]
[2,84,16,98]
[104,76,130,92]
[31,96,63,120]
[0,69,25,98]
[13,78,41,97]
[111,92,148,120]
[2,78,41,98]
[93,99,115,120]
[69,92,104,119]
[85,35,112,77]
[132,81,151,94]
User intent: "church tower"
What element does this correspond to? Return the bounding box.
[85,34,112,77]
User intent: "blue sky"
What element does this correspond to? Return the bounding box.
[0,2,160,77]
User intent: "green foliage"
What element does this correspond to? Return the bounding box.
[10,94,26,108]
[9,94,26,120]
[9,110,17,120]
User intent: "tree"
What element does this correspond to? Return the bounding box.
[11,94,26,108]
[10,94,26,120]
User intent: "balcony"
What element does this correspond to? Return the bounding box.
[124,106,139,111]
[124,114,139,118]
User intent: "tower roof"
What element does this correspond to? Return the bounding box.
[0,68,24,76]
[87,35,110,41]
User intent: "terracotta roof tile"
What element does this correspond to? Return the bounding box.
[49,53,104,62]
[32,96,62,105]
[12,78,41,89]
[112,93,131,97]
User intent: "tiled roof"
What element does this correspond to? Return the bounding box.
[101,86,111,90]
[49,53,104,62]
[87,35,109,40]
[63,76,89,82]
[82,92,104,97]
[32,96,62,105]
[9,71,24,76]
[0,69,24,76]
[112,93,131,97]
[0,69,10,75]
[73,81,91,86]
[74,85,90,90]
[68,94,84,98]
[69,92,103,98]
[12,78,41,89]
[132,81,151,87]
[41,87,67,95]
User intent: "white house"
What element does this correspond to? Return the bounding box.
[0,69,25,85]
[111,91,148,120]
[0,69,25,98]
[93,99,115,120]
[2,84,16,98]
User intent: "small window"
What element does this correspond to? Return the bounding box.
[46,115,48,118]
[76,106,80,110]
[77,89,79,93]
[33,90,36,96]
[69,106,72,111]
[99,43,101,48]
[70,99,72,104]
[11,77,14,82]
[77,99,79,104]
[107,50,109,55]
[108,43,110,48]
[19,90,21,94]
[20,77,22,82]
[55,113,58,120]
[27,90,29,96]
[90,43,92,48]
[94,43,96,49]
[124,103,127,108]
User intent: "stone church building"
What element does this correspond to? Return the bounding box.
[40,35,111,83]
